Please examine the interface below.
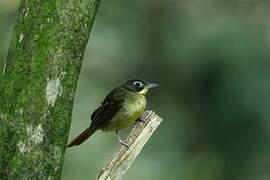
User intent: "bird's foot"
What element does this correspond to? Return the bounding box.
[136,118,147,124]
[119,139,130,149]
[116,130,130,148]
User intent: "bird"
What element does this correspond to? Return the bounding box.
[67,79,158,148]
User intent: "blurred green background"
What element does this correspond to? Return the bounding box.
[2,0,270,179]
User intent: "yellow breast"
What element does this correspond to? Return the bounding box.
[102,93,147,131]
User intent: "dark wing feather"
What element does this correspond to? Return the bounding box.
[90,87,125,129]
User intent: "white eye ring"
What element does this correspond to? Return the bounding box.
[133,81,143,88]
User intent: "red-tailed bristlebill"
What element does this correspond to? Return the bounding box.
[67,79,158,148]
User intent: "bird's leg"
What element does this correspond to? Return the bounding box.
[116,131,130,148]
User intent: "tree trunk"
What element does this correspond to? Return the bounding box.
[0,0,101,179]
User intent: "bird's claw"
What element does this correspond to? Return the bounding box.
[136,118,147,124]
[119,139,130,149]
[116,131,130,148]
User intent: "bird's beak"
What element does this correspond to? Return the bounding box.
[146,83,159,89]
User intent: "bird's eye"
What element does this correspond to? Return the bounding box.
[132,81,144,90]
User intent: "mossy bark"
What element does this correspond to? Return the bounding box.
[0,0,100,179]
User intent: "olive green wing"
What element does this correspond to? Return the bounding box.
[90,88,125,129]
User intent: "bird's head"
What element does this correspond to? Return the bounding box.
[123,79,158,95]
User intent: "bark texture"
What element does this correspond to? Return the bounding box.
[0,0,100,179]
[96,111,163,180]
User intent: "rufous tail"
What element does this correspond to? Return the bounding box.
[67,126,96,148]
